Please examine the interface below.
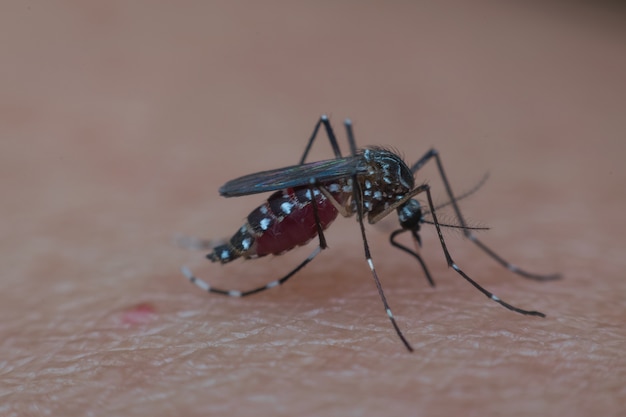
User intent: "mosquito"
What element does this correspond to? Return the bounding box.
[181,115,560,352]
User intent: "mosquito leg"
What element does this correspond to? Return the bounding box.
[410,149,560,281]
[343,119,358,157]
[389,229,436,287]
[416,183,546,317]
[308,184,328,249]
[299,115,344,164]
[353,184,414,352]
[182,246,322,297]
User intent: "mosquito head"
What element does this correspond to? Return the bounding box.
[397,199,424,231]
[393,198,425,249]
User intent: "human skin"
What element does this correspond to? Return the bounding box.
[1,2,625,416]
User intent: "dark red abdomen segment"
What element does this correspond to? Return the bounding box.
[254,187,340,256]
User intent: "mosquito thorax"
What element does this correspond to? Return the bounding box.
[397,199,423,230]
[359,147,415,219]
[361,147,414,192]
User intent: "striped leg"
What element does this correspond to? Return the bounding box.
[352,182,414,352]
[417,183,546,317]
[182,246,322,297]
[410,149,560,281]
[299,115,359,165]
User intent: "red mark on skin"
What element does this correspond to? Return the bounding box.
[121,302,157,325]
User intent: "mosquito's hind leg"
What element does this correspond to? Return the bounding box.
[185,181,333,295]
[299,115,361,164]
[182,246,322,297]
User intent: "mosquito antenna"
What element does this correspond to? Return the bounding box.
[429,171,489,213]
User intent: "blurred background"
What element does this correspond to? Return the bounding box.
[1,2,624,416]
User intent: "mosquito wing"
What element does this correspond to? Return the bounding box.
[219,155,365,197]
